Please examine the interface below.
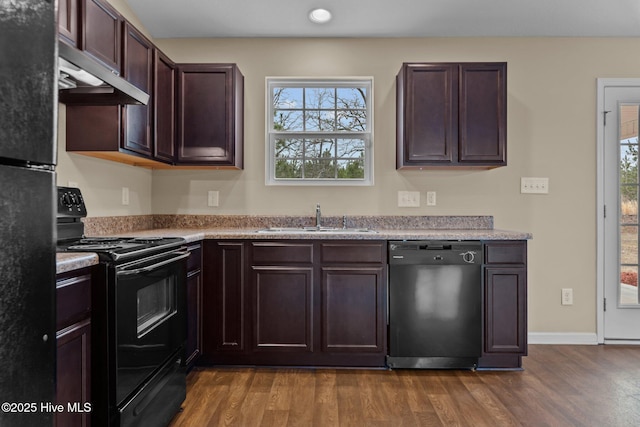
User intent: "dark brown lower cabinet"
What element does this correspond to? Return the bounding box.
[201,240,387,367]
[55,268,93,427]
[201,239,524,369]
[478,241,528,369]
[201,241,246,362]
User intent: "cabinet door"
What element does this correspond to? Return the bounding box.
[82,0,121,74]
[58,0,79,47]
[56,320,91,427]
[397,63,458,167]
[251,266,314,352]
[484,267,527,354]
[122,22,153,157]
[459,63,507,165]
[154,50,176,163]
[177,64,243,167]
[321,266,385,353]
[65,105,122,152]
[202,241,246,359]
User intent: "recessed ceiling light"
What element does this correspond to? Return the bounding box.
[309,8,332,24]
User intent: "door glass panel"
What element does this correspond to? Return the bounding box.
[618,104,640,306]
[137,277,176,337]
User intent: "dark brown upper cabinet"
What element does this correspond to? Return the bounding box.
[397,62,507,169]
[177,64,244,168]
[58,0,80,47]
[154,51,177,163]
[122,22,153,157]
[82,0,122,75]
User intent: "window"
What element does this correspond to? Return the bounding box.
[266,78,373,185]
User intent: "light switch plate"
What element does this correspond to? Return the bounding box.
[122,187,130,205]
[521,177,549,194]
[208,190,219,207]
[426,191,436,206]
[398,191,420,207]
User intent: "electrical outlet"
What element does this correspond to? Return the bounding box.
[122,187,130,205]
[207,190,219,207]
[426,191,436,206]
[561,288,573,305]
[398,191,420,207]
[521,177,549,194]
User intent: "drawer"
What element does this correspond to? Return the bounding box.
[320,241,386,264]
[56,272,91,331]
[187,243,202,272]
[484,241,527,265]
[251,242,314,264]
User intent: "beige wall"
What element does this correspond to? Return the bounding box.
[54,0,640,339]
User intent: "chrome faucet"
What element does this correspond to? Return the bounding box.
[315,203,322,229]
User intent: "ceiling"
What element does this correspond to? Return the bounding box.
[126,0,640,39]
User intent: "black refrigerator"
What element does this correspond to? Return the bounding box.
[0,1,57,426]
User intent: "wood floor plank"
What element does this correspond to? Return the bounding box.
[169,345,640,427]
[287,370,316,427]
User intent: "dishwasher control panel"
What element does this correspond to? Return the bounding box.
[388,240,482,265]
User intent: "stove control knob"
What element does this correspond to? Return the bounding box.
[61,192,72,207]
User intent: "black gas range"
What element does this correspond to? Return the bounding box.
[56,187,187,427]
[57,186,186,263]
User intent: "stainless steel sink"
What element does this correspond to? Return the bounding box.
[257,226,377,234]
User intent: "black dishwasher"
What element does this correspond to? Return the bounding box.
[387,241,482,369]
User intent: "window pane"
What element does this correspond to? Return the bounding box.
[304,110,336,131]
[274,110,303,131]
[275,159,303,178]
[620,223,637,260]
[337,87,367,109]
[620,144,638,185]
[337,159,364,179]
[275,138,304,158]
[337,109,366,131]
[621,194,638,223]
[620,266,639,305]
[305,159,336,178]
[337,138,365,158]
[305,87,335,109]
[273,87,303,109]
[305,138,335,158]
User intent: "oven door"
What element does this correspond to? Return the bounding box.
[114,249,189,404]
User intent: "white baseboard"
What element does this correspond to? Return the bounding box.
[528,332,599,345]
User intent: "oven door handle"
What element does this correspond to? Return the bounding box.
[117,251,190,276]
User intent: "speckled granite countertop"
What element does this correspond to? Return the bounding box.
[114,227,531,241]
[57,215,532,274]
[56,252,99,275]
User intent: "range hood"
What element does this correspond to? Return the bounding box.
[58,42,149,105]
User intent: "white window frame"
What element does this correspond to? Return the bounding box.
[265,77,374,186]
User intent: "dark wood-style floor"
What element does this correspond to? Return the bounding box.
[168,345,640,426]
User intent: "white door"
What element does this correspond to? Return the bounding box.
[599,81,640,342]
